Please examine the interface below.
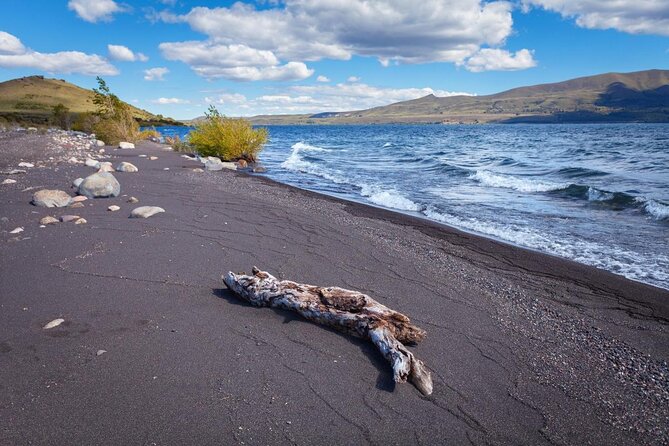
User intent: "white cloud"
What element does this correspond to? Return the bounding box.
[0,31,118,75]
[204,93,247,105]
[159,40,313,81]
[316,75,330,82]
[152,97,190,104]
[144,67,169,81]
[107,44,148,62]
[347,76,361,83]
[159,0,516,65]
[68,0,127,23]
[523,0,669,35]
[464,48,537,72]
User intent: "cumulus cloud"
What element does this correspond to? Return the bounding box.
[204,93,248,105]
[108,44,148,62]
[316,75,330,82]
[159,40,313,81]
[523,0,669,35]
[463,48,537,72]
[152,97,190,104]
[144,67,169,81]
[0,31,118,75]
[68,0,127,23]
[347,76,361,83]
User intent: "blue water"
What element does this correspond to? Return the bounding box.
[157,124,669,290]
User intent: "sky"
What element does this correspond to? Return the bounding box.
[0,0,667,120]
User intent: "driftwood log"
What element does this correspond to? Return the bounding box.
[223,267,433,396]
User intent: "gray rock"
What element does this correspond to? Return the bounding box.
[253,166,267,173]
[96,349,107,356]
[43,318,64,329]
[85,158,99,168]
[2,179,17,185]
[40,216,59,225]
[18,162,34,168]
[107,205,120,212]
[115,162,138,173]
[204,160,224,171]
[119,142,135,149]
[130,206,165,219]
[78,172,121,198]
[96,140,105,147]
[32,189,72,207]
[72,178,84,188]
[60,215,81,223]
[127,196,139,203]
[69,202,85,208]
[97,162,114,173]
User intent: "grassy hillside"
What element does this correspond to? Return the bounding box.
[0,76,182,126]
[246,69,669,125]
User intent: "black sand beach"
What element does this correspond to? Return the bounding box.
[1,132,668,445]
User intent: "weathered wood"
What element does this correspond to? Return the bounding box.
[223,267,433,396]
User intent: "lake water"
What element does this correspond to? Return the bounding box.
[156,124,669,290]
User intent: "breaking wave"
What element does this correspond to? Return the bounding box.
[361,185,421,211]
[470,170,568,193]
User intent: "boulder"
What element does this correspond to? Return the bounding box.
[116,162,138,173]
[78,172,120,198]
[119,142,135,149]
[32,189,72,207]
[130,206,165,219]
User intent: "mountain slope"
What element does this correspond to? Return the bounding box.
[248,69,669,124]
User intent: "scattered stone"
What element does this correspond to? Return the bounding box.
[98,148,105,154]
[108,205,120,212]
[70,202,85,208]
[127,196,139,203]
[68,157,80,164]
[130,206,165,219]
[119,142,135,149]
[204,159,224,171]
[39,225,46,228]
[74,218,87,225]
[2,179,17,185]
[85,158,99,168]
[97,162,114,173]
[252,166,267,173]
[18,162,34,168]
[60,215,81,223]
[27,127,37,132]
[32,189,72,207]
[163,146,173,151]
[96,140,105,147]
[71,195,87,202]
[5,169,26,175]
[138,154,147,158]
[78,172,120,198]
[116,162,139,173]
[9,227,24,234]
[181,154,196,160]
[40,216,59,225]
[72,178,84,189]
[237,159,248,168]
[192,168,204,173]
[96,350,107,356]
[163,167,169,171]
[149,156,158,161]
[43,318,64,329]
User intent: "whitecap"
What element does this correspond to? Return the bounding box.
[470,170,568,193]
[291,142,330,152]
[281,143,347,184]
[587,186,614,202]
[642,199,669,220]
[361,185,421,211]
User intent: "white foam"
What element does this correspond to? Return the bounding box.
[643,199,669,220]
[281,143,346,184]
[470,170,568,193]
[361,185,421,211]
[383,142,393,148]
[291,142,330,152]
[587,186,614,201]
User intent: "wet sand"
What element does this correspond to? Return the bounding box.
[1,134,668,445]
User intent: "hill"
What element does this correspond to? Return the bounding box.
[0,76,182,127]
[245,69,669,125]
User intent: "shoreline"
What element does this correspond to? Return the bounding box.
[1,131,668,444]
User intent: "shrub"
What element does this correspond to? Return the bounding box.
[52,103,71,130]
[165,135,192,153]
[138,127,161,140]
[91,77,139,144]
[71,112,98,133]
[188,106,267,162]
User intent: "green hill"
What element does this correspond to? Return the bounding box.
[246,69,669,125]
[0,75,182,127]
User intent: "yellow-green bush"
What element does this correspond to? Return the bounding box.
[91,77,139,145]
[138,128,161,140]
[188,106,267,162]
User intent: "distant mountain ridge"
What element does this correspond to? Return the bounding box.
[246,69,669,125]
[0,76,181,126]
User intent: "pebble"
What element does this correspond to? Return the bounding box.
[69,202,85,208]
[68,157,80,164]
[32,189,72,207]
[6,169,26,175]
[163,167,169,171]
[108,205,120,212]
[237,160,248,168]
[43,319,65,329]
[60,215,81,223]
[116,162,139,173]
[96,140,105,147]
[72,178,84,188]
[96,350,107,356]
[192,168,204,173]
[9,227,24,234]
[130,206,165,219]
[74,218,87,225]
[71,195,87,202]
[149,156,158,161]
[40,216,59,225]
[18,162,34,168]
[119,142,135,149]
[127,196,139,203]
[138,154,147,158]
[2,179,17,185]
[253,167,267,173]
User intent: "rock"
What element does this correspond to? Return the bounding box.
[72,178,84,188]
[43,318,64,329]
[149,156,158,161]
[181,154,196,160]
[60,215,81,223]
[252,166,267,173]
[71,195,87,202]
[85,158,99,168]
[163,146,173,151]
[96,140,105,147]
[2,179,17,185]
[68,157,80,164]
[237,159,248,168]
[108,205,120,212]
[138,154,147,158]
[116,162,138,173]
[130,206,165,219]
[6,169,26,175]
[96,349,107,356]
[27,127,37,132]
[78,172,120,198]
[192,168,204,173]
[69,202,85,208]
[127,196,139,203]
[97,162,114,173]
[163,167,169,171]
[204,160,224,171]
[32,189,72,207]
[221,162,237,171]
[98,148,105,154]
[18,162,34,168]
[40,216,59,225]
[119,142,135,149]
[74,218,87,225]
[9,227,23,234]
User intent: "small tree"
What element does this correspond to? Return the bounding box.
[188,106,268,162]
[52,103,71,129]
[91,77,139,144]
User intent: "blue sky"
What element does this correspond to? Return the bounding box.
[0,0,667,119]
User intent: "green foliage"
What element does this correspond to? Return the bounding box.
[138,127,161,140]
[188,106,268,161]
[91,77,139,144]
[165,135,192,153]
[52,103,71,130]
[71,112,98,133]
